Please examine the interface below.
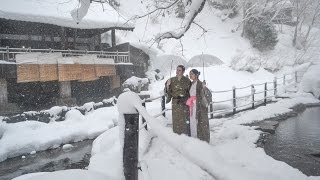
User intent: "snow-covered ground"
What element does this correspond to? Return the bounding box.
[0,61,319,179]
[7,85,320,180]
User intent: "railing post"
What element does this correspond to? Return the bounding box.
[251,85,255,109]
[264,83,267,105]
[6,46,9,60]
[274,77,277,97]
[117,50,119,63]
[123,113,139,180]
[209,102,214,119]
[283,74,286,85]
[141,102,147,130]
[232,86,236,114]
[161,95,166,117]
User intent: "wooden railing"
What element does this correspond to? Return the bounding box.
[0,46,130,63]
[207,70,305,118]
[146,70,306,119]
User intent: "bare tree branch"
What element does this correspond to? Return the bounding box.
[125,0,180,24]
[154,0,207,43]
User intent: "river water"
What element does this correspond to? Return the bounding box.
[0,140,93,180]
[264,107,320,176]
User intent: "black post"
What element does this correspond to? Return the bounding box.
[6,46,9,61]
[264,83,267,105]
[123,113,139,180]
[233,87,236,114]
[161,95,166,117]
[141,102,147,130]
[251,85,255,109]
[209,102,214,119]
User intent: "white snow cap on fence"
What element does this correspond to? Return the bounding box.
[117,90,141,114]
[94,58,115,65]
[16,53,41,64]
[123,76,149,87]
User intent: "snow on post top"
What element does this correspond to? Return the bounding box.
[0,0,134,30]
[117,91,141,114]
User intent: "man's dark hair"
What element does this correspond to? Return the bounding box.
[177,65,185,72]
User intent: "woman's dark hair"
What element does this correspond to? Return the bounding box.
[190,69,200,76]
[177,65,185,72]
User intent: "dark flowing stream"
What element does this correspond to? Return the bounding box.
[0,140,93,180]
[264,107,320,176]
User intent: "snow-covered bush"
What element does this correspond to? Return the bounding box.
[65,109,85,122]
[146,69,164,82]
[208,0,238,18]
[122,76,149,93]
[230,51,262,73]
[299,63,320,99]
[244,16,278,51]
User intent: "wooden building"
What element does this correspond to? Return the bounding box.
[0,0,149,114]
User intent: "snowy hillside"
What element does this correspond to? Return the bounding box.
[112,0,320,73]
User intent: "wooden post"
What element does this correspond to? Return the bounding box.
[74,29,77,49]
[209,102,214,119]
[0,79,8,105]
[111,29,116,47]
[161,95,166,117]
[116,50,119,63]
[283,74,286,85]
[274,77,277,96]
[141,102,147,130]
[6,46,9,61]
[128,44,131,63]
[232,86,236,114]
[264,82,267,105]
[123,113,139,180]
[251,85,255,109]
[61,27,66,49]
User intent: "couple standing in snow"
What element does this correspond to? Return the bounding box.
[165,65,210,143]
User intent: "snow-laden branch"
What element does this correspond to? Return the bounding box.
[154,0,207,43]
[125,0,180,23]
[71,0,91,24]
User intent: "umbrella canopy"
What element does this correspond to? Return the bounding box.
[188,54,224,67]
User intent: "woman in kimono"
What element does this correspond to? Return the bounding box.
[186,69,210,143]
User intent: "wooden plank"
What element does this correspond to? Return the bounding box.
[17,64,39,83]
[39,64,58,82]
[95,64,116,77]
[58,64,81,81]
[80,64,98,81]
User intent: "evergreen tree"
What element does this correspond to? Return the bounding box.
[244,16,278,51]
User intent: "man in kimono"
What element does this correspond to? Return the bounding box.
[165,65,191,135]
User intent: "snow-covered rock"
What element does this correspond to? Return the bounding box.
[122,76,149,93]
[299,63,320,99]
[65,109,85,122]
[62,144,74,151]
[230,51,262,73]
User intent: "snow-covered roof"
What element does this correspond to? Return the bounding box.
[0,0,134,30]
